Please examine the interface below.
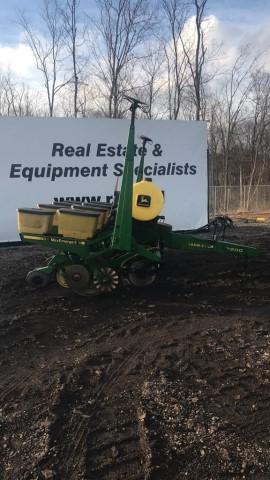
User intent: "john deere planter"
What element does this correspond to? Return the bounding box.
[17,97,258,296]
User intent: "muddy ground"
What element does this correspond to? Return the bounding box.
[0,225,270,480]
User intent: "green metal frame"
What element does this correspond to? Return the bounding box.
[164,230,258,257]
[111,101,138,251]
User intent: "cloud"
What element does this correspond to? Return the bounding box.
[0,42,37,80]
[202,14,270,72]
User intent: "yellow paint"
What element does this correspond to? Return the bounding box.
[58,210,98,239]
[132,181,164,221]
[23,235,43,241]
[17,209,54,234]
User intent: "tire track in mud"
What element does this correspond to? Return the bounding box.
[81,325,189,480]
[3,315,270,480]
[85,402,145,480]
[83,344,154,480]
[1,227,270,480]
[37,334,156,480]
[0,373,33,404]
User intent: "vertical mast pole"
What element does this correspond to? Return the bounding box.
[111,102,137,251]
[136,136,152,183]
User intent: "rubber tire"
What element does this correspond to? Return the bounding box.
[26,269,50,289]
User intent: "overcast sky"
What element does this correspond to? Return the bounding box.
[0,0,270,82]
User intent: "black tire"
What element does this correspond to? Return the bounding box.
[26,269,51,288]
[126,259,158,287]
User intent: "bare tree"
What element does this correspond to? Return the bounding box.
[0,72,38,116]
[240,72,270,209]
[19,0,68,116]
[161,0,190,119]
[61,0,87,117]
[180,0,207,120]
[135,42,166,118]
[58,75,100,117]
[210,50,257,210]
[92,0,153,118]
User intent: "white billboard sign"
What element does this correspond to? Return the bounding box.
[0,117,208,242]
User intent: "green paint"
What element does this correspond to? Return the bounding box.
[111,103,137,251]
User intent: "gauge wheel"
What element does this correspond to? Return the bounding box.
[56,268,69,288]
[63,264,101,297]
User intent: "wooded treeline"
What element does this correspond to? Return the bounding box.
[1,0,270,211]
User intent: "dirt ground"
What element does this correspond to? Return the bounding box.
[1,225,270,480]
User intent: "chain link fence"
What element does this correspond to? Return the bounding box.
[209,185,270,215]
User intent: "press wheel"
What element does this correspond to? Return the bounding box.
[126,259,158,287]
[93,267,119,293]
